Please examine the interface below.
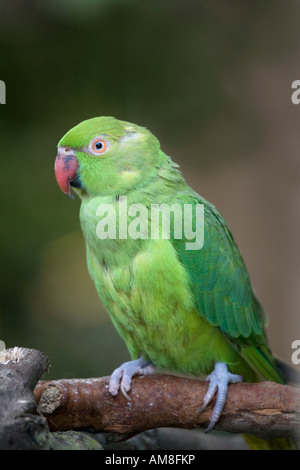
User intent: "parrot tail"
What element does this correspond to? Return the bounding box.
[240,345,298,450]
[243,435,297,450]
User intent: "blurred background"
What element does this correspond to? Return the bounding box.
[0,0,299,380]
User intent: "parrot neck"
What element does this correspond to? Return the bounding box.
[78,154,192,267]
[128,155,189,206]
[75,152,188,203]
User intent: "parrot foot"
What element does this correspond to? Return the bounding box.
[200,362,243,433]
[108,356,154,401]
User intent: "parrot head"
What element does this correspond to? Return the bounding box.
[55,116,163,198]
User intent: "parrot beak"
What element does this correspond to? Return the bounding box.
[54,147,79,199]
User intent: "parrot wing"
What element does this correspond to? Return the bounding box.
[170,193,284,383]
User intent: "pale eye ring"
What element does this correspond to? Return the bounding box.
[89,137,109,155]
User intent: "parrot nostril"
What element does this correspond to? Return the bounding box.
[59,147,76,157]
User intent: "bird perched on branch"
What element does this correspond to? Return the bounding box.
[54,116,295,450]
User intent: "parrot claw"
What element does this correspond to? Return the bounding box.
[108,357,154,399]
[200,362,243,433]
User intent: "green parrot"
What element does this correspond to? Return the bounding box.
[54,116,295,450]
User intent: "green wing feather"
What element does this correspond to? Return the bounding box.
[171,193,284,384]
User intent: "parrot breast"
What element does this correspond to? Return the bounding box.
[80,194,244,377]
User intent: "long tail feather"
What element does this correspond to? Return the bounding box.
[239,345,297,449]
[244,435,297,450]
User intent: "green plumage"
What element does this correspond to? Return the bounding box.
[57,116,294,449]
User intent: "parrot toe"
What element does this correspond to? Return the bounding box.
[200,362,243,433]
[108,357,154,400]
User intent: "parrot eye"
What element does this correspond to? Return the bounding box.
[89,137,109,155]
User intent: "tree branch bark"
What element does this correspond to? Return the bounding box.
[0,347,104,450]
[1,346,298,449]
[0,347,50,449]
[34,374,300,441]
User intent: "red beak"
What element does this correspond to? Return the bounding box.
[54,150,79,198]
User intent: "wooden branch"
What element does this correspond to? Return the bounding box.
[1,346,298,449]
[0,347,112,450]
[34,374,300,441]
[0,347,50,449]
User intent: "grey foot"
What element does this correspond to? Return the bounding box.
[200,362,243,433]
[108,356,155,400]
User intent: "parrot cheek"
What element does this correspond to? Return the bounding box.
[54,153,79,197]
